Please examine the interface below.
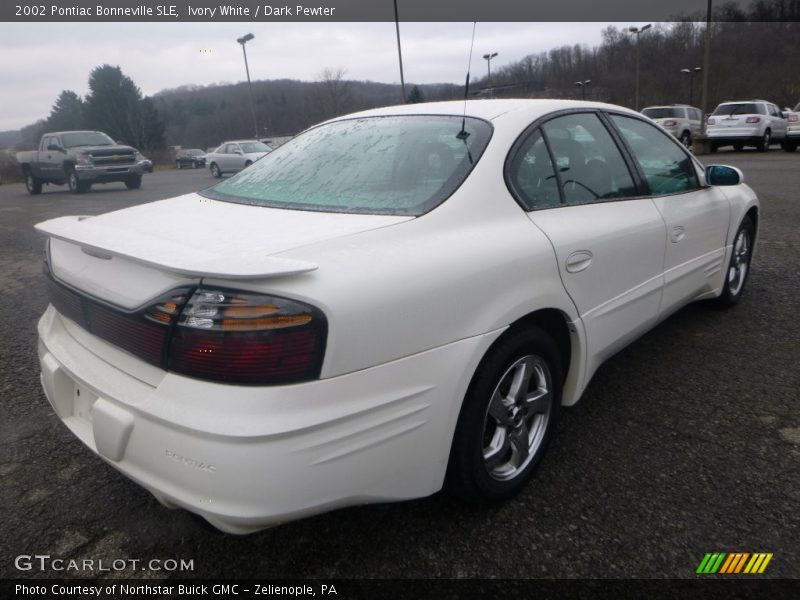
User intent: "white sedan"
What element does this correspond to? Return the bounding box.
[35,100,758,533]
[205,139,272,178]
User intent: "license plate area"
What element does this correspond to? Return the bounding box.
[73,383,98,422]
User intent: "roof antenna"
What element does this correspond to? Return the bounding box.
[456,21,477,141]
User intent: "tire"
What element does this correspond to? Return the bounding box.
[67,169,86,194]
[24,171,42,195]
[244,160,253,168]
[446,327,562,502]
[734,143,744,152]
[714,216,754,308]
[758,130,771,152]
[710,142,718,153]
[193,161,199,169]
[783,140,797,153]
[210,163,222,178]
[679,131,691,148]
[125,175,142,190]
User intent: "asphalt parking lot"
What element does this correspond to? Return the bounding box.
[1,153,798,580]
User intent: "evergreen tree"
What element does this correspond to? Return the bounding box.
[46,91,84,131]
[407,85,426,104]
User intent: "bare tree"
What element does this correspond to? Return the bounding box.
[316,67,353,119]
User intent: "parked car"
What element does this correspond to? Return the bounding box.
[16,130,145,194]
[707,100,788,151]
[35,99,758,533]
[783,102,799,152]
[205,140,272,178]
[175,148,206,169]
[641,104,702,147]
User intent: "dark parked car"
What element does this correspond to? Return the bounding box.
[175,149,206,169]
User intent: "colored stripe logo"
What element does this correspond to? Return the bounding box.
[696,552,773,574]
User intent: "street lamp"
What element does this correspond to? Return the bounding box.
[680,67,702,106]
[628,23,652,110]
[482,52,498,85]
[236,32,259,138]
[574,79,591,100]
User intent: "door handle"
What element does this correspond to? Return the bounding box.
[670,226,686,243]
[565,250,593,273]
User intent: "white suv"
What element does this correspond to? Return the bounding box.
[641,105,702,147]
[707,100,788,152]
[784,102,799,152]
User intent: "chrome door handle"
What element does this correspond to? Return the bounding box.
[565,250,593,273]
[671,226,686,243]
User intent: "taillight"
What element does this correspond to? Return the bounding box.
[46,274,190,367]
[663,120,677,127]
[168,288,327,385]
[746,116,761,123]
[707,117,715,125]
[789,114,799,122]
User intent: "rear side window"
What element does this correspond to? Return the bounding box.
[642,107,681,119]
[507,130,559,210]
[610,114,700,196]
[540,113,638,206]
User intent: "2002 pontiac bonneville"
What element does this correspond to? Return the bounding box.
[35,100,758,533]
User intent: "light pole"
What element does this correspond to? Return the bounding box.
[393,0,406,103]
[482,52,498,85]
[574,79,591,100]
[680,67,702,106]
[628,24,651,110]
[236,33,259,138]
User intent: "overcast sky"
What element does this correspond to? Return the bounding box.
[0,22,649,131]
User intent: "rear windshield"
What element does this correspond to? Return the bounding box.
[61,132,115,147]
[712,103,765,116]
[201,115,493,216]
[642,107,682,119]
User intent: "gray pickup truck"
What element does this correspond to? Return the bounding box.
[16,130,146,194]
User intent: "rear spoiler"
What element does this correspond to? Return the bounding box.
[35,216,318,280]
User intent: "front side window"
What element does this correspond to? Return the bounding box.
[540,113,638,206]
[239,141,271,153]
[610,114,700,196]
[202,115,492,216]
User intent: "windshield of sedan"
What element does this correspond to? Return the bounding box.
[61,132,116,147]
[202,115,493,215]
[642,107,682,119]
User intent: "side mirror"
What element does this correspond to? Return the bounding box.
[46,144,63,152]
[706,164,744,186]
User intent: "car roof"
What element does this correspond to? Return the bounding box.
[332,99,641,124]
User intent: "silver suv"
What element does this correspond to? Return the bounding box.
[707,100,788,152]
[784,102,799,152]
[641,105,702,147]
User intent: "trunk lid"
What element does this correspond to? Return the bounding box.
[37,193,412,307]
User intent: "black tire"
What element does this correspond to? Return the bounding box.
[24,171,42,195]
[244,160,253,168]
[125,175,142,190]
[710,142,718,153]
[783,140,797,153]
[679,131,691,148]
[758,130,771,152]
[734,143,744,152]
[67,169,87,194]
[714,216,755,308]
[210,163,222,178]
[446,327,562,503]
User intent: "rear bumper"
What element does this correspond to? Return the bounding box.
[37,305,499,533]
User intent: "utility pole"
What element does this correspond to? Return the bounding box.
[393,0,406,103]
[628,24,651,110]
[237,33,258,138]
